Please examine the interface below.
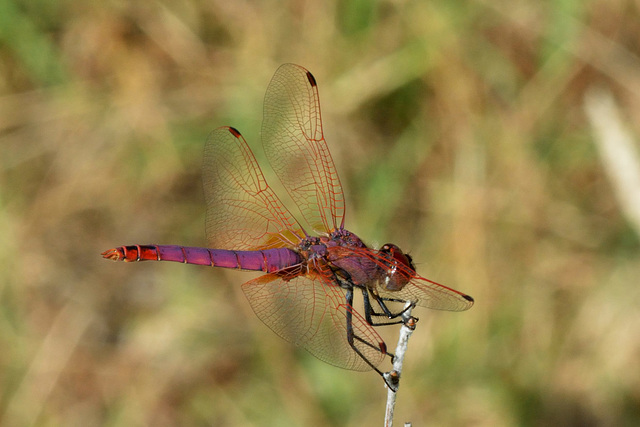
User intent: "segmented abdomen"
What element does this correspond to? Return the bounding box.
[102,245,301,273]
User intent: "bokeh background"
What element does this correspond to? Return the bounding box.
[2,0,640,426]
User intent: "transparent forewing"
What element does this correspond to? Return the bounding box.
[331,247,474,312]
[262,63,345,234]
[203,127,305,250]
[241,271,386,371]
[386,275,475,311]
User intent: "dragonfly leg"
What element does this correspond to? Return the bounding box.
[361,289,403,326]
[332,269,403,332]
[352,334,396,361]
[332,268,409,323]
[344,288,397,391]
[374,292,416,318]
[362,289,416,327]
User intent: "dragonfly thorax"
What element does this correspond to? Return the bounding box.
[329,228,368,248]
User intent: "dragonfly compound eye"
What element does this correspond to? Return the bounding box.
[379,243,415,291]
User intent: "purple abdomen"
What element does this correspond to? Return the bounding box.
[102,245,302,273]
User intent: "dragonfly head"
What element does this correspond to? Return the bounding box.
[379,243,416,291]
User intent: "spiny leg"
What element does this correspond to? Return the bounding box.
[344,287,397,390]
[362,289,417,327]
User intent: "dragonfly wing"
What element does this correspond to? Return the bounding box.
[241,272,386,371]
[262,63,345,234]
[378,275,475,312]
[203,126,305,250]
[331,246,474,312]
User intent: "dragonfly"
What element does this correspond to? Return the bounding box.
[103,63,473,390]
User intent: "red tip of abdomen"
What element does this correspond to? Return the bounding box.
[101,245,160,262]
[102,247,126,261]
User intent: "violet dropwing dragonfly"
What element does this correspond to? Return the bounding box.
[103,63,474,390]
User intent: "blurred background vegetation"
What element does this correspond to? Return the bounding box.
[2,0,640,425]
